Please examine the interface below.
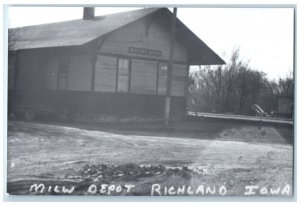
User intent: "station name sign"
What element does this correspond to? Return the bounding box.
[128,47,162,57]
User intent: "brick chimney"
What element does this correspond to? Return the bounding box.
[83,7,95,20]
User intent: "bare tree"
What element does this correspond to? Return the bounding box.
[188,48,293,116]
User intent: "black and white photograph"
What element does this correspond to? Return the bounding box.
[4,4,295,198]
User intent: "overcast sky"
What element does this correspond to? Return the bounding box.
[7,6,294,80]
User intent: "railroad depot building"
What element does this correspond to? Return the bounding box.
[8,7,225,120]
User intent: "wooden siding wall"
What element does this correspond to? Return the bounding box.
[93,55,186,97]
[100,18,188,62]
[16,50,41,91]
[96,18,189,97]
[94,55,117,92]
[67,53,93,91]
[171,64,187,96]
[8,53,16,90]
[43,55,59,90]
[10,89,187,118]
[14,51,187,97]
[131,59,157,95]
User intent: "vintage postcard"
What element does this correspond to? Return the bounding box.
[6,5,294,197]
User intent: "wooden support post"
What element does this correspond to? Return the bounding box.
[165,7,177,126]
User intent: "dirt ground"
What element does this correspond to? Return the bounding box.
[6,121,294,196]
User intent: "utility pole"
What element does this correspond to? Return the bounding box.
[165,8,177,126]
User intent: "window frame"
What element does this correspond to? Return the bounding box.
[116,57,130,93]
[95,52,188,96]
[130,59,158,95]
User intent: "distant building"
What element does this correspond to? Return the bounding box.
[8,7,224,121]
[277,96,293,118]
